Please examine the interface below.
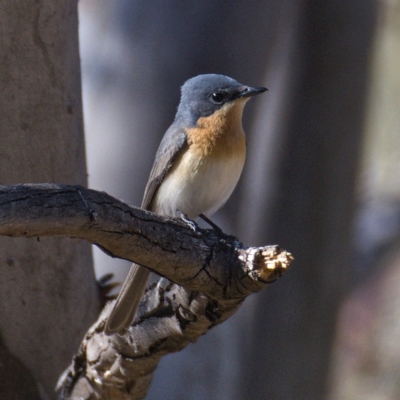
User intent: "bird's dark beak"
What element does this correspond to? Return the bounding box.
[238,86,268,98]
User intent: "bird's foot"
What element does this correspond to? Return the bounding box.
[177,211,198,231]
[199,213,223,233]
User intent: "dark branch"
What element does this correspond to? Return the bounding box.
[0,184,291,299]
[0,184,293,399]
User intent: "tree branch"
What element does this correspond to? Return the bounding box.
[0,184,293,399]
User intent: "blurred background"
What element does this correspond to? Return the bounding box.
[78,1,400,399]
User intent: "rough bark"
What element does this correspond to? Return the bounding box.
[0,183,293,399]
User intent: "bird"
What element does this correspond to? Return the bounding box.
[105,74,266,335]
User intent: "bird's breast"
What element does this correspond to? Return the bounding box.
[152,100,247,219]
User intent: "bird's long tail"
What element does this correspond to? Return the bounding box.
[105,264,150,335]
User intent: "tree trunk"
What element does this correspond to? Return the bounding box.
[0,2,101,398]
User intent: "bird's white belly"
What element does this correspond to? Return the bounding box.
[152,150,245,219]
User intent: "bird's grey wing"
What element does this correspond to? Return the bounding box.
[141,126,188,210]
[105,126,187,335]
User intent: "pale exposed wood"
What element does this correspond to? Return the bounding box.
[0,183,293,399]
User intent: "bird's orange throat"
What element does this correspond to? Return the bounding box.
[185,99,248,159]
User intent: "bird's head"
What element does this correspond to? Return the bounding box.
[176,74,267,126]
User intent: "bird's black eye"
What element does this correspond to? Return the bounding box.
[211,92,224,104]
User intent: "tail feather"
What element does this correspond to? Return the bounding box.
[105,264,150,335]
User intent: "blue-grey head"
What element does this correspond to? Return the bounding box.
[176,74,267,126]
